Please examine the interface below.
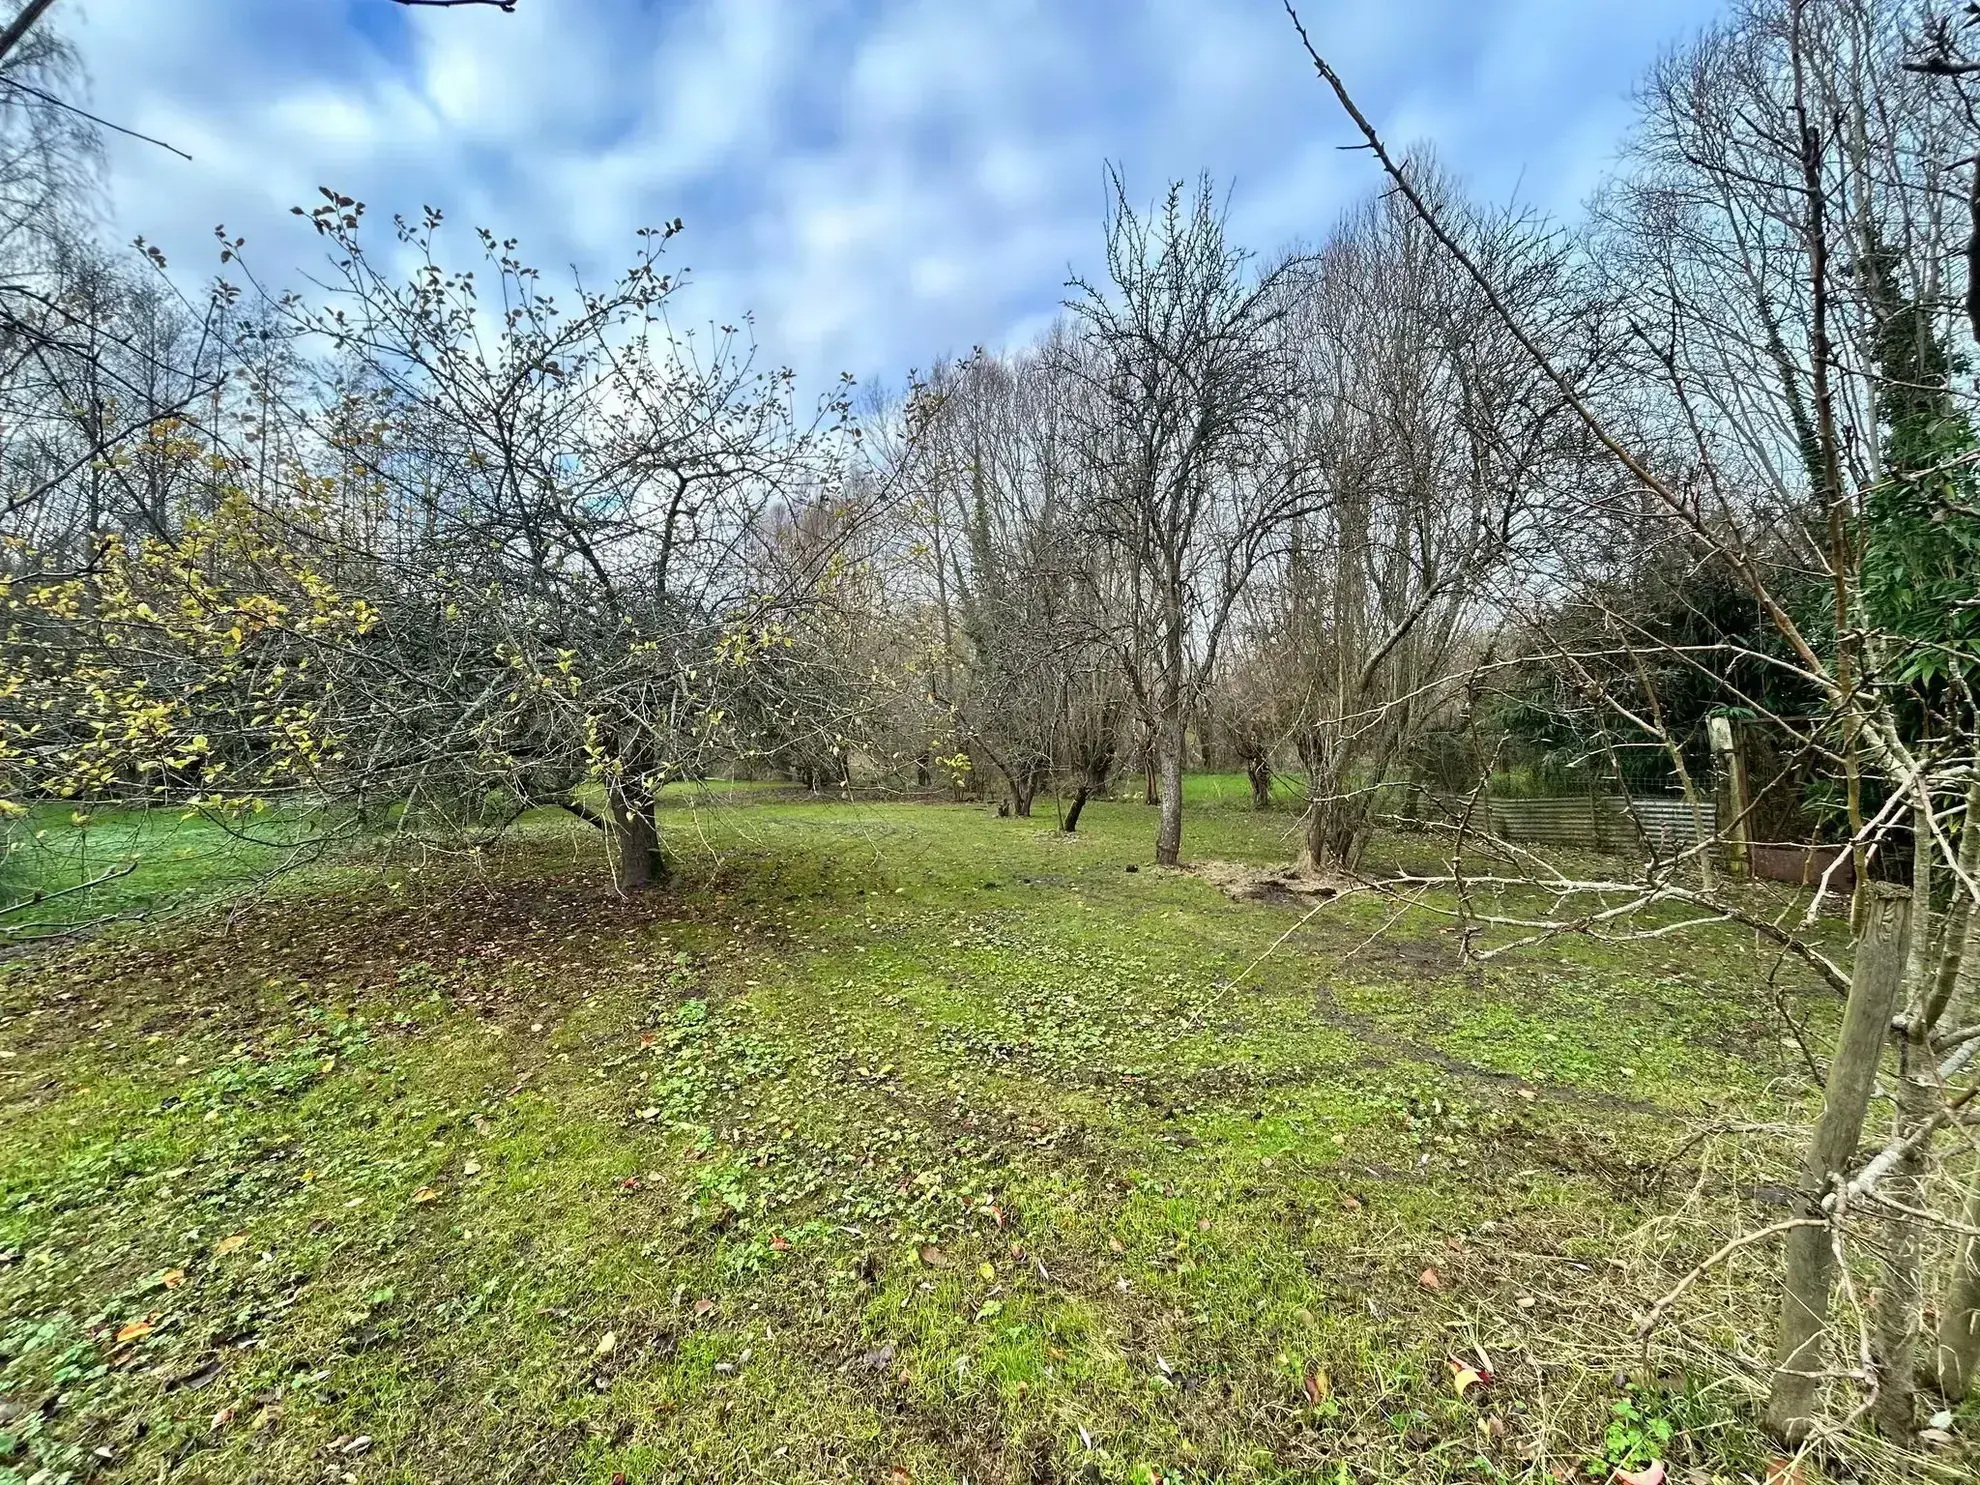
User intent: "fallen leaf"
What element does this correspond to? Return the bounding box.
[1615,1463,1665,1485]
[1918,1428,1954,1446]
[885,1468,910,1485]
[917,1243,949,1268]
[462,1160,481,1176]
[1108,1237,1125,1253]
[1451,1366,1483,1398]
[1340,1193,1363,1212]
[691,1297,716,1318]
[160,1268,186,1289]
[1419,1266,1443,1291]
[770,1234,791,1252]
[595,1331,617,1357]
[1303,1368,1331,1405]
[978,1261,995,1281]
[209,1405,235,1430]
[411,1186,439,1205]
[858,1342,897,1371]
[213,1233,248,1257]
[115,1318,154,1344]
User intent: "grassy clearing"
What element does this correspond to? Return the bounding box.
[0,790,1953,1483]
[0,806,351,941]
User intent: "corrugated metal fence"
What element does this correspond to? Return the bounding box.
[1424,793,1718,852]
[1419,791,1853,892]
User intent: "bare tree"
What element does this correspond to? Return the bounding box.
[1064,171,1309,865]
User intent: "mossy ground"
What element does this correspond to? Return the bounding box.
[0,788,1914,1483]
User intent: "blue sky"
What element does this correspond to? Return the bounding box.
[74,0,1728,400]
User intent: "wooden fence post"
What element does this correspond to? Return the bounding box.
[1765,882,1911,1444]
[1709,716,1751,878]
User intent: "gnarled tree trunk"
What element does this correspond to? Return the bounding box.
[607,780,664,891]
[1301,788,1370,874]
[1244,754,1272,809]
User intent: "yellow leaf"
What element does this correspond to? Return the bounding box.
[160,1268,185,1289]
[978,1262,995,1281]
[411,1186,439,1205]
[115,1319,154,1344]
[213,1233,248,1256]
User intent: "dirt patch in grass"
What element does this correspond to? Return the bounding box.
[1186,859,1351,907]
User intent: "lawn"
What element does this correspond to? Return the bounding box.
[0,788,1920,1483]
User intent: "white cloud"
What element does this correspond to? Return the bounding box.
[68,0,1732,396]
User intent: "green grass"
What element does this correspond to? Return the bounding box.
[0,806,315,936]
[0,787,1891,1483]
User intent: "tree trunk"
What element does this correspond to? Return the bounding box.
[607,783,664,891]
[1301,789,1368,874]
[1143,749,1159,806]
[1873,810,1940,1440]
[1401,778,1424,829]
[1154,716,1186,865]
[1766,883,1912,1446]
[1246,756,1272,809]
[1063,785,1090,834]
[1874,1002,1932,1439]
[1936,1181,1980,1401]
[1929,807,1980,1398]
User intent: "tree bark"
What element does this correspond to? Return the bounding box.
[607,782,664,891]
[1872,808,1940,1439]
[1929,817,1980,1397]
[1154,714,1186,865]
[1766,883,1912,1446]
[1936,1180,1980,1400]
[1063,785,1090,834]
[1301,788,1369,874]
[1245,755,1272,809]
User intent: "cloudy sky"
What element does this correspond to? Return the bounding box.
[70,0,1726,400]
